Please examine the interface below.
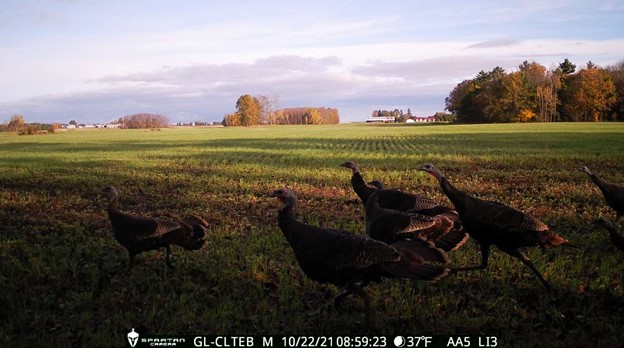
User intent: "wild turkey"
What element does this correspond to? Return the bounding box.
[593,218,624,252]
[419,164,573,290]
[271,187,449,325]
[580,166,624,221]
[365,189,468,252]
[102,186,208,270]
[340,161,453,216]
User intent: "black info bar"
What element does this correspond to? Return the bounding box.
[127,335,499,348]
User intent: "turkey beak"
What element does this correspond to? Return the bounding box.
[340,162,356,172]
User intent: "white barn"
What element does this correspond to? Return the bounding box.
[365,116,395,123]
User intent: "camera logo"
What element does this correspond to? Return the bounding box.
[127,328,139,347]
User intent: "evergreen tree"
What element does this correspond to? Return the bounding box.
[559,58,576,75]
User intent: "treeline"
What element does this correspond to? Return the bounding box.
[445,59,624,123]
[223,94,339,126]
[0,115,61,135]
[273,107,340,125]
[433,112,456,122]
[372,108,413,122]
[373,109,412,117]
[114,113,170,129]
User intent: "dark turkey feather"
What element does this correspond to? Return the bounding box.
[365,190,468,252]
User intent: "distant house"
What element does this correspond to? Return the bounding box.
[412,116,436,123]
[65,124,76,129]
[366,116,395,123]
[105,123,120,128]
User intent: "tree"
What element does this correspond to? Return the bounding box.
[445,79,482,123]
[275,107,339,125]
[256,94,279,124]
[560,68,617,121]
[517,61,558,122]
[536,69,562,122]
[445,67,506,123]
[519,61,547,104]
[304,109,323,125]
[515,109,536,122]
[445,58,624,123]
[222,112,241,126]
[120,113,169,128]
[7,115,25,132]
[434,112,456,122]
[235,95,261,126]
[480,71,526,123]
[559,58,576,75]
[69,120,77,126]
[605,60,624,120]
[48,123,62,133]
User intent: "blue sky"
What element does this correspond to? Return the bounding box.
[1,0,623,124]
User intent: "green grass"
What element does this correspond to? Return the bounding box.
[1,122,623,346]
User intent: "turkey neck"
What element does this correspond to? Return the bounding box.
[107,194,120,218]
[277,195,302,244]
[351,171,375,204]
[437,176,469,211]
[589,173,609,192]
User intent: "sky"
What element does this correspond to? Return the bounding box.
[1,0,623,124]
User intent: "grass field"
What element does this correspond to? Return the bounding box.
[1,122,623,346]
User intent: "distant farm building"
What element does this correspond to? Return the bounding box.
[412,116,436,123]
[366,116,395,123]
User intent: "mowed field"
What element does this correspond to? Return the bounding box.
[1,122,623,346]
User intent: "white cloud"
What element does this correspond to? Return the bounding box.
[466,39,521,49]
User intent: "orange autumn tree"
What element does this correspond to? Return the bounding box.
[561,68,617,121]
